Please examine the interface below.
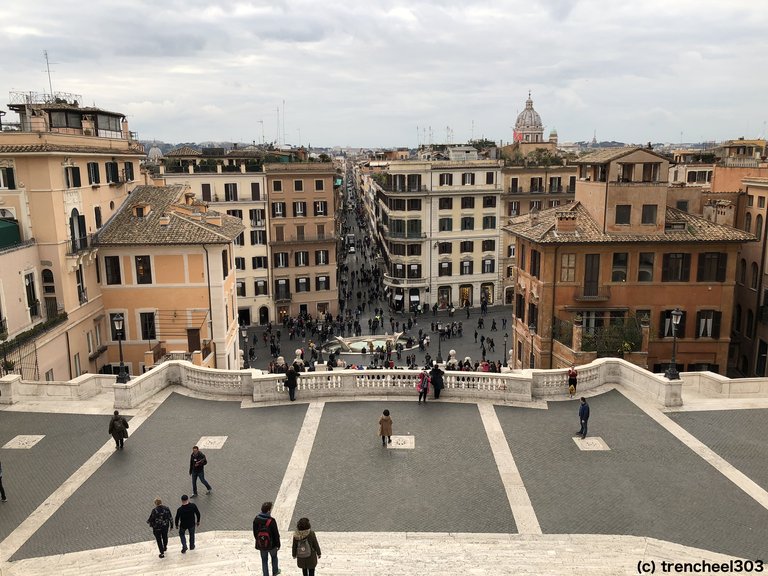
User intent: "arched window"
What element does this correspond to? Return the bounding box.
[42,269,54,284]
[740,259,747,284]
[756,215,763,239]
[734,304,742,333]
[751,262,759,289]
[747,310,754,337]
[745,213,752,232]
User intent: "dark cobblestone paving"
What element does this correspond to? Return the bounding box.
[291,400,516,533]
[669,409,768,493]
[494,390,768,560]
[12,393,307,560]
[0,412,109,545]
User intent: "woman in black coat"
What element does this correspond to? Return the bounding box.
[430,364,444,399]
[285,366,298,401]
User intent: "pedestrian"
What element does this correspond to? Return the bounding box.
[0,460,6,502]
[568,365,578,398]
[189,446,212,497]
[108,410,129,450]
[253,501,281,576]
[285,365,298,401]
[417,370,430,403]
[474,330,478,343]
[378,409,393,446]
[576,397,590,439]
[292,517,322,576]
[174,494,200,553]
[147,497,174,558]
[430,363,444,399]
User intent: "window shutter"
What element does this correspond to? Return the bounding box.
[72,167,81,188]
[696,254,705,282]
[712,311,721,339]
[695,311,702,339]
[681,254,691,281]
[716,253,727,282]
[251,182,260,201]
[6,168,15,189]
[677,311,686,339]
[201,183,211,202]
[661,255,670,282]
[232,185,238,201]
[659,311,666,338]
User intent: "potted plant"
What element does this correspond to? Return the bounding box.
[2,359,15,373]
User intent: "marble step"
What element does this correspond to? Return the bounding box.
[4,532,738,576]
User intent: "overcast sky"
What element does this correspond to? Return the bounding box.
[2,0,766,148]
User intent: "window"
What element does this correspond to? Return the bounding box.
[528,303,539,330]
[274,226,284,241]
[0,167,16,189]
[696,310,721,339]
[510,177,519,193]
[236,281,246,297]
[507,244,516,258]
[757,215,764,239]
[676,200,689,212]
[486,172,495,185]
[315,250,329,265]
[87,162,100,185]
[438,197,453,210]
[252,256,268,269]
[460,241,474,253]
[638,253,654,282]
[105,162,120,184]
[406,220,421,237]
[519,247,526,270]
[65,166,81,188]
[697,253,727,282]
[250,230,266,245]
[530,250,541,278]
[739,258,746,284]
[438,242,452,254]
[482,240,495,251]
[734,304,742,333]
[273,180,282,193]
[407,199,422,211]
[439,262,452,276]
[407,244,422,256]
[293,201,307,217]
[439,173,453,186]
[515,293,526,322]
[294,179,303,192]
[530,200,542,210]
[482,259,495,273]
[201,183,212,202]
[274,252,289,268]
[316,276,330,290]
[752,262,759,289]
[641,204,657,225]
[483,196,496,208]
[662,253,691,282]
[461,261,474,275]
[224,183,238,201]
[760,197,766,209]
[530,177,543,192]
[140,312,156,340]
[462,173,475,185]
[295,251,309,266]
[747,310,754,337]
[560,253,576,282]
[74,353,81,377]
[745,212,753,232]
[105,256,122,285]
[135,256,152,284]
[482,216,496,229]
[255,280,268,295]
[235,257,246,270]
[390,198,406,211]
[408,264,422,278]
[274,279,290,299]
[508,201,520,217]
[611,253,628,282]
[94,206,102,229]
[272,202,285,217]
[461,197,475,209]
[748,195,754,207]
[251,182,261,200]
[314,179,324,191]
[296,277,310,293]
[461,217,474,231]
[123,162,135,182]
[227,209,243,220]
[222,249,229,279]
[314,201,327,216]
[439,218,453,232]
[615,205,631,225]
[659,310,687,338]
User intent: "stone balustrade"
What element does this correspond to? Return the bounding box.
[0,373,115,404]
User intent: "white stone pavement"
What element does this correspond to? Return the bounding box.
[0,383,763,575]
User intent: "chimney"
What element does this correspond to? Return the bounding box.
[159,214,171,226]
[184,192,195,205]
[204,213,222,226]
[555,211,577,232]
[529,209,539,226]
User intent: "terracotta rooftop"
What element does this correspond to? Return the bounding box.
[503,202,755,245]
[95,185,244,246]
[165,146,202,157]
[574,146,668,164]
[0,143,145,155]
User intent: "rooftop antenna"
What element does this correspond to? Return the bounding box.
[471,120,475,142]
[258,120,265,145]
[282,99,286,148]
[276,106,280,145]
[43,50,56,95]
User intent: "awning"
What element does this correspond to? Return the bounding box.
[394,294,404,301]
[410,295,420,302]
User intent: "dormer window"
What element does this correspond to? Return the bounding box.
[133,203,151,218]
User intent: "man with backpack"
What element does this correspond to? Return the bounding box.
[147,497,174,558]
[108,410,129,450]
[253,501,281,576]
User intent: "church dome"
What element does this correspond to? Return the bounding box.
[147,144,163,164]
[515,94,543,131]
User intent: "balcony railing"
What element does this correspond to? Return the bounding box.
[274,292,292,303]
[67,234,96,255]
[29,300,41,318]
[548,186,563,194]
[387,231,426,239]
[78,288,88,305]
[269,233,335,245]
[383,274,429,288]
[574,285,611,302]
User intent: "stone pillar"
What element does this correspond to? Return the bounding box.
[143,350,155,370]
[572,318,583,352]
[640,317,650,352]
[191,351,203,366]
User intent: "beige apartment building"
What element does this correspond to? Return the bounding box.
[0,91,144,380]
[95,185,243,371]
[361,156,503,310]
[264,162,340,321]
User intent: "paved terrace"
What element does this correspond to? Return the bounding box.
[0,362,767,575]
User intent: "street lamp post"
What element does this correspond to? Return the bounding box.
[436,321,443,364]
[503,332,509,367]
[113,314,129,384]
[528,324,536,369]
[241,327,249,368]
[665,308,683,380]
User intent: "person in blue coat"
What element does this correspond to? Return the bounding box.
[576,397,590,439]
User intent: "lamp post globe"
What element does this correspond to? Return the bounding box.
[113,314,129,384]
[436,322,443,364]
[503,332,509,367]
[665,307,683,380]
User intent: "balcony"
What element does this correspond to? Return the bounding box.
[386,231,426,240]
[67,234,96,256]
[78,287,88,305]
[548,186,563,194]
[573,285,611,302]
[383,274,429,288]
[274,292,292,303]
[268,233,336,245]
[250,220,266,229]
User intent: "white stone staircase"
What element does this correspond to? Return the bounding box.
[4,531,738,576]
